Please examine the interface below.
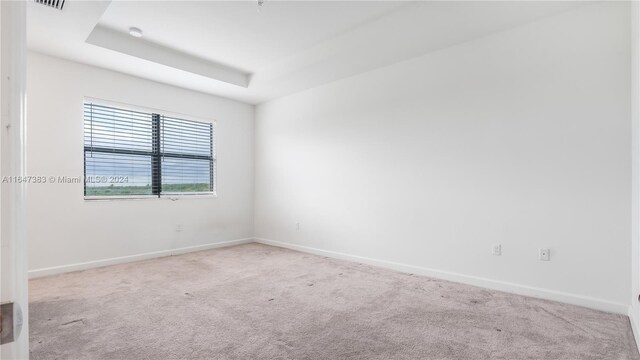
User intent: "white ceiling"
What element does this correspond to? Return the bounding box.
[99,1,406,73]
[27,1,585,105]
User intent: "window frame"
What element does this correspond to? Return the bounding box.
[83,98,217,201]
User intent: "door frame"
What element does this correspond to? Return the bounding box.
[0,0,28,358]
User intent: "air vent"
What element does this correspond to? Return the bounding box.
[34,0,65,10]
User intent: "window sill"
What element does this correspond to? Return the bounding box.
[84,193,217,201]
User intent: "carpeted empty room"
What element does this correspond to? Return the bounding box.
[29,244,639,360]
[3,0,640,359]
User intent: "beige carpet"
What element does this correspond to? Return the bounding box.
[30,243,639,359]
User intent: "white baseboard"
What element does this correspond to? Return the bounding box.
[629,306,640,353]
[28,238,254,279]
[255,237,628,315]
[30,236,630,316]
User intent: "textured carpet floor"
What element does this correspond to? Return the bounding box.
[30,243,639,360]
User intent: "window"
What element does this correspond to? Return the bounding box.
[83,101,215,198]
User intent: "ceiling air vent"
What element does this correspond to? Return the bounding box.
[34,0,65,10]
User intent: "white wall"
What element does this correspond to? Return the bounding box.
[27,52,254,275]
[630,0,640,347]
[254,2,631,313]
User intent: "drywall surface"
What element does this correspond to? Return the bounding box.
[254,2,631,312]
[27,52,254,274]
[631,0,640,347]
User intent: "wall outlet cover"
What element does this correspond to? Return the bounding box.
[539,248,550,261]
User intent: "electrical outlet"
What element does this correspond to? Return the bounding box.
[539,248,550,261]
[492,244,501,256]
[175,224,183,233]
[296,222,300,231]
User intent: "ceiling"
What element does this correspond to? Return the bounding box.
[28,1,585,105]
[99,1,405,74]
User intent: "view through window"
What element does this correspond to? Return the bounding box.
[83,101,215,197]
